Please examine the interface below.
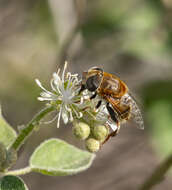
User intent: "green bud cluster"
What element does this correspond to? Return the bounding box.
[72,122,109,153]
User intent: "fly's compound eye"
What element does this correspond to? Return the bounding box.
[86,75,100,92]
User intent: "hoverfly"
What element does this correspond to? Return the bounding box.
[79,67,144,143]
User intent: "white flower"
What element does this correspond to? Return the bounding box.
[35,62,85,128]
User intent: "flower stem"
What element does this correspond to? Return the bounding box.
[139,154,172,190]
[5,166,32,176]
[9,106,55,152]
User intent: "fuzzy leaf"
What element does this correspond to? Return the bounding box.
[0,107,17,148]
[0,175,28,190]
[29,138,95,176]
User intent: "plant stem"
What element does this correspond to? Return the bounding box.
[5,167,32,176]
[9,106,55,152]
[139,154,172,190]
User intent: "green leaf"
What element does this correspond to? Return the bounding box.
[0,107,17,148]
[30,138,95,176]
[0,175,28,190]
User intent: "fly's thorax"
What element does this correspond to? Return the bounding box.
[98,72,128,99]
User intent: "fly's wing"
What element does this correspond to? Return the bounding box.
[120,93,144,129]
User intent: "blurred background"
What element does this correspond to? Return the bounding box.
[1,0,172,189]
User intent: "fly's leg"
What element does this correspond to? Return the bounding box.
[102,123,120,144]
[101,103,120,144]
[96,100,102,109]
[106,103,119,123]
[90,92,103,112]
[81,92,100,112]
[90,92,97,99]
[79,84,86,94]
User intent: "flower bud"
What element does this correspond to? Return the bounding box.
[93,125,109,142]
[73,122,90,140]
[85,138,100,153]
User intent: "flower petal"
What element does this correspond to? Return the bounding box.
[41,112,59,124]
[50,78,61,94]
[40,92,52,98]
[57,106,62,128]
[38,97,57,101]
[62,61,68,82]
[53,73,62,86]
[62,109,69,124]
[35,79,54,95]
